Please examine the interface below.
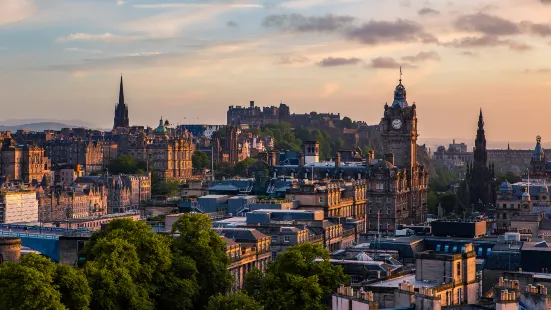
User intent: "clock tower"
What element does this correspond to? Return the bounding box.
[380,71,418,185]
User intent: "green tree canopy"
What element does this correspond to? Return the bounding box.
[234,158,257,177]
[107,155,147,175]
[152,179,179,197]
[245,243,348,310]
[342,117,353,129]
[192,150,210,170]
[206,292,262,310]
[171,214,233,309]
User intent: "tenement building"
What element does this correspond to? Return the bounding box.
[0,138,50,184]
[117,119,194,181]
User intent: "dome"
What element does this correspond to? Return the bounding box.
[155,117,167,134]
[499,181,512,191]
[522,190,531,201]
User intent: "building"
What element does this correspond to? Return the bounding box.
[0,191,38,223]
[107,174,151,213]
[54,164,84,185]
[0,138,50,184]
[432,140,472,167]
[216,228,271,291]
[113,76,130,129]
[44,139,103,175]
[117,121,194,181]
[465,110,496,210]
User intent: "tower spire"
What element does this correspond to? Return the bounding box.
[119,74,125,106]
[399,66,402,84]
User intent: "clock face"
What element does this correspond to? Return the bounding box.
[392,119,402,129]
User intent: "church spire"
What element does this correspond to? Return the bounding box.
[119,75,125,106]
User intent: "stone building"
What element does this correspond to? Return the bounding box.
[0,190,39,223]
[268,75,429,230]
[44,139,103,175]
[117,119,194,181]
[0,138,50,184]
[107,174,151,213]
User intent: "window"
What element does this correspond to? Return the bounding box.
[510,204,514,209]
[503,213,506,219]
[436,244,441,251]
[477,247,483,256]
[486,248,492,256]
[444,245,449,253]
[284,236,290,243]
[456,262,461,277]
[319,197,324,203]
[452,246,458,253]
[272,236,278,242]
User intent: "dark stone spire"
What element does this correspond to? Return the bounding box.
[119,75,125,106]
[113,75,130,129]
[474,109,487,167]
[465,108,496,210]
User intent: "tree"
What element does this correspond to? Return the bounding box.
[152,180,179,197]
[497,172,520,184]
[171,214,233,309]
[243,268,264,299]
[107,155,137,174]
[427,190,439,215]
[342,117,353,129]
[245,243,348,310]
[0,262,66,310]
[439,193,458,214]
[192,150,210,170]
[206,292,262,310]
[234,158,257,177]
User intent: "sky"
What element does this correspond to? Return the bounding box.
[1,0,551,145]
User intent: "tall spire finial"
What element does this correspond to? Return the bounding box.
[399,66,402,84]
[119,75,125,106]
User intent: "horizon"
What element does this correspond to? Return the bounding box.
[2,0,551,141]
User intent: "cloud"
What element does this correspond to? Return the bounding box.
[455,13,520,36]
[401,51,440,62]
[369,57,416,69]
[262,13,355,32]
[345,19,437,45]
[124,52,163,57]
[277,55,309,65]
[133,3,263,9]
[64,47,103,54]
[57,33,118,42]
[0,0,37,26]
[443,35,532,51]
[418,7,440,16]
[521,21,551,37]
[539,0,551,4]
[227,20,238,28]
[460,51,477,57]
[317,57,361,67]
[523,68,551,73]
[116,0,125,5]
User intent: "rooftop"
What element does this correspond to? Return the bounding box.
[368,274,439,288]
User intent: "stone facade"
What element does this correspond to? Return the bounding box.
[0,237,21,262]
[1,138,50,183]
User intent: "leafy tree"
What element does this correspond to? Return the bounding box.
[192,150,210,170]
[342,117,353,129]
[214,162,234,179]
[243,268,264,299]
[246,243,348,310]
[107,155,137,174]
[497,172,520,184]
[0,262,66,310]
[152,180,179,197]
[427,190,439,215]
[171,214,233,309]
[206,292,262,310]
[234,158,257,176]
[439,193,458,214]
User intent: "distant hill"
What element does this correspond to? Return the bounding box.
[0,122,93,132]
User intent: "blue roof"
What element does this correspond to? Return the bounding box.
[499,181,512,191]
[391,82,408,108]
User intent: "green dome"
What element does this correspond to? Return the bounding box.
[155,117,167,134]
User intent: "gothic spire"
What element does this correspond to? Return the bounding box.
[478,108,484,130]
[474,109,488,167]
[119,75,125,106]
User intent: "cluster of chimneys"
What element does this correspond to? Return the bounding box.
[498,277,520,289]
[337,285,374,302]
[500,289,517,301]
[419,286,437,297]
[399,280,415,292]
[526,284,548,295]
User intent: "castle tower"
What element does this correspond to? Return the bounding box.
[113,75,130,129]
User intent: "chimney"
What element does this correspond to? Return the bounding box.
[336,152,341,168]
[268,152,277,167]
[367,150,375,163]
[384,153,395,166]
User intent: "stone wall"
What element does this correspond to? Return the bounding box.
[0,237,21,262]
